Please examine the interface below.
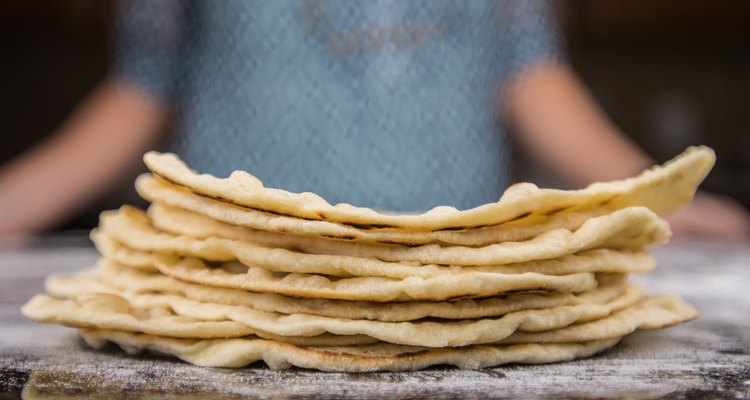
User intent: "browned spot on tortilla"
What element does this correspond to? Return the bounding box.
[415,317,467,323]
[153,173,177,185]
[508,211,532,222]
[444,290,547,301]
[246,205,319,220]
[436,226,467,232]
[445,294,482,301]
[377,240,420,247]
[647,178,664,188]
[342,222,399,230]
[599,195,619,206]
[321,234,355,241]
[545,206,569,216]
[434,211,533,232]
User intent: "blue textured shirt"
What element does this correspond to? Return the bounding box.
[115,0,563,211]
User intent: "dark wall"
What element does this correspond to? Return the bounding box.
[561,0,750,204]
[0,0,113,163]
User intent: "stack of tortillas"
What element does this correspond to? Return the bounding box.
[22,147,713,372]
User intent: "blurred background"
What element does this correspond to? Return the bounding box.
[1,0,749,231]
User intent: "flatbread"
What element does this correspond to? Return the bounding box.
[47,263,630,322]
[72,295,696,371]
[498,295,699,344]
[90,230,157,272]
[146,203,659,275]
[136,176,620,247]
[148,194,611,248]
[142,146,713,231]
[80,329,622,371]
[25,291,686,349]
[20,293,379,346]
[147,201,599,261]
[122,253,602,301]
[98,206,665,277]
[95,226,654,279]
[29,282,642,347]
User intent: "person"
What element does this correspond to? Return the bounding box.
[0,0,748,240]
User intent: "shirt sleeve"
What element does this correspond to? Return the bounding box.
[111,0,187,104]
[499,0,567,82]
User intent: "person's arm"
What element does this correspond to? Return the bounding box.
[504,62,750,239]
[0,80,168,237]
[505,62,652,185]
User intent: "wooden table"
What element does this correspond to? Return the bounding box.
[1,235,749,399]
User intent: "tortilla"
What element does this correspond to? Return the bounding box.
[498,295,699,344]
[146,203,659,275]
[142,146,713,231]
[90,230,157,272]
[21,293,379,346]
[137,254,602,301]
[80,328,622,371]
[28,283,642,347]
[136,175,632,247]
[69,295,697,371]
[148,193,611,247]
[47,263,631,322]
[98,206,665,277]
[96,226,655,279]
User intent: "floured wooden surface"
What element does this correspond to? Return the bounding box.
[1,237,749,399]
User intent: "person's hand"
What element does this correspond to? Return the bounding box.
[667,190,750,240]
